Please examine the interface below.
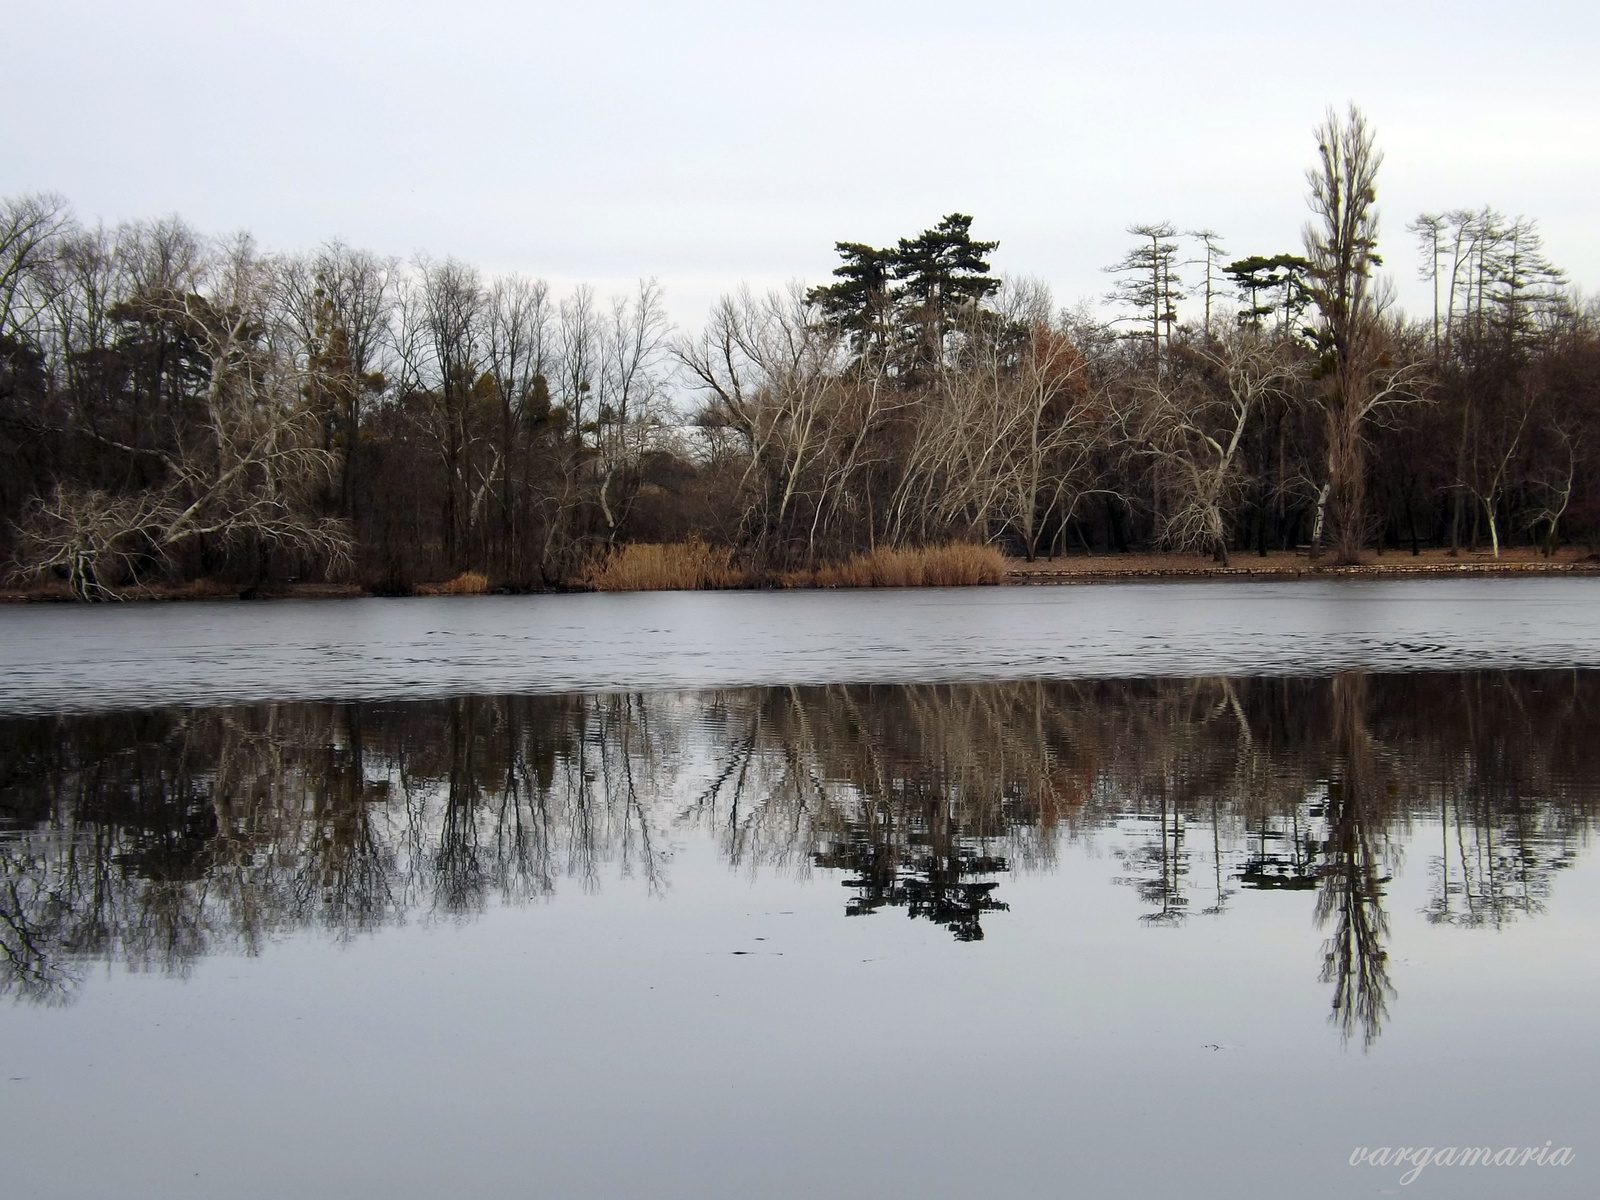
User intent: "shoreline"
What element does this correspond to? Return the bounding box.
[1002,550,1600,585]
[3,549,1596,603]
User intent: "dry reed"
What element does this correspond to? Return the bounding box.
[585,539,742,592]
[807,542,1005,588]
[439,571,490,595]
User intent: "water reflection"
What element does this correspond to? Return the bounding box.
[1,673,1595,1045]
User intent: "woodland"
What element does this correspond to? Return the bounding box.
[1,106,1596,597]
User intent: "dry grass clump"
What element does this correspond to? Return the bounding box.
[586,539,742,592]
[920,542,1006,585]
[809,542,1005,588]
[439,570,490,595]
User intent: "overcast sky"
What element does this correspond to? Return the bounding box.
[6,0,1597,326]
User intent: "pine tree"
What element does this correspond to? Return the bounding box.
[1225,253,1312,334]
[805,242,896,360]
[892,213,999,378]
[1106,223,1182,373]
[808,214,999,381]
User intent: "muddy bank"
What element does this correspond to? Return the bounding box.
[1003,548,1600,584]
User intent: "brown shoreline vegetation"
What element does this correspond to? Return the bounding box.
[2,542,1595,601]
[583,539,1007,591]
[1004,545,1600,583]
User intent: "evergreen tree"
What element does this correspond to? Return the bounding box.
[892,213,1000,378]
[805,242,896,359]
[1225,253,1312,334]
[808,214,999,381]
[1106,223,1182,372]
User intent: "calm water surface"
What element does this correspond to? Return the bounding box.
[1,577,1599,712]
[2,586,1598,1198]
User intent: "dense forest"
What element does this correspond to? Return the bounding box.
[2,106,1597,597]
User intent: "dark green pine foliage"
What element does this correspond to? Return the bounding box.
[806,242,897,360]
[893,214,1000,380]
[808,213,999,382]
[1226,253,1314,334]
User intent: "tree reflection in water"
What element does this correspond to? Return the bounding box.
[1317,672,1395,1047]
[1,672,1596,1044]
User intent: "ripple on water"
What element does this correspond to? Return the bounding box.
[1,577,1598,713]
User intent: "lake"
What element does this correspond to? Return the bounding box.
[1,581,1596,1198]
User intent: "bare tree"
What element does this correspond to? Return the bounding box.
[272,243,396,517]
[0,193,72,343]
[483,274,552,578]
[890,281,1101,559]
[595,280,670,542]
[1525,428,1578,555]
[676,284,860,562]
[1407,212,1446,360]
[14,237,350,596]
[393,258,486,570]
[1126,325,1302,565]
[44,222,123,405]
[554,283,599,445]
[1302,105,1421,562]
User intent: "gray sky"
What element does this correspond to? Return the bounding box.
[6,0,1597,325]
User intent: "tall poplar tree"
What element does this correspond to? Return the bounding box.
[1302,104,1393,564]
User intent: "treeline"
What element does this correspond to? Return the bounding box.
[2,107,1598,595]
